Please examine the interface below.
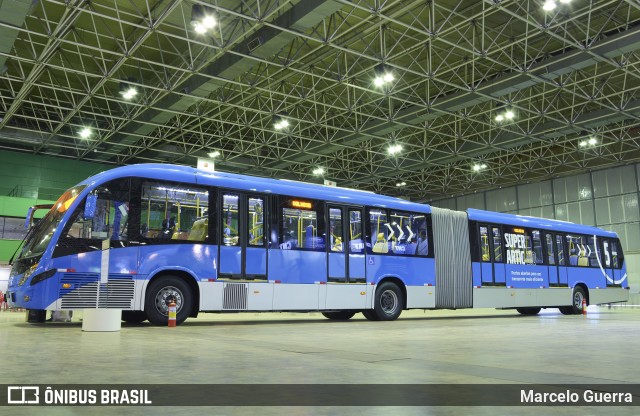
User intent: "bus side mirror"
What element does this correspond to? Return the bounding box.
[84,194,97,220]
[24,207,34,229]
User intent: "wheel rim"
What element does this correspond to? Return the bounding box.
[573,291,584,309]
[154,286,183,316]
[380,289,398,315]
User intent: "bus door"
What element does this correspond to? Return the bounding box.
[325,206,366,309]
[218,193,267,281]
[545,233,560,286]
[479,225,493,284]
[603,239,620,287]
[491,226,505,284]
[555,235,568,285]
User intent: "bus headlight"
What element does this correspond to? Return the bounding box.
[18,264,38,286]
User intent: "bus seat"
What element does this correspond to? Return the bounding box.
[569,255,578,266]
[372,233,388,254]
[578,256,589,267]
[188,218,208,241]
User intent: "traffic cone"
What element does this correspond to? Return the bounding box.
[582,298,587,315]
[168,301,177,327]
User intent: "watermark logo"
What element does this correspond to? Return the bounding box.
[7,386,40,404]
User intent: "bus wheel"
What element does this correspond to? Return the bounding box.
[362,310,379,321]
[121,311,147,323]
[516,307,541,315]
[322,311,356,320]
[370,282,403,321]
[144,276,193,326]
[559,286,587,315]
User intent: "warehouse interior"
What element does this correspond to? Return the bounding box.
[0,0,639,413]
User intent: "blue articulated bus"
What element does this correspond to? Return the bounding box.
[6,164,629,325]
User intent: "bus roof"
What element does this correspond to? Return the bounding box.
[467,208,617,238]
[81,163,431,213]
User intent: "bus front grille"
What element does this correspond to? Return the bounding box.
[223,283,248,310]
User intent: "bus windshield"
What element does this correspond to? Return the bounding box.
[16,185,86,261]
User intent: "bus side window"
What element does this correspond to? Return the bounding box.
[555,235,566,266]
[247,197,265,247]
[329,208,343,252]
[531,230,544,265]
[545,234,555,265]
[587,236,600,267]
[369,209,389,254]
[492,227,503,262]
[611,240,620,269]
[280,198,324,251]
[348,209,364,254]
[222,194,240,246]
[141,182,210,243]
[479,226,489,261]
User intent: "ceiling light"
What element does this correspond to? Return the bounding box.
[374,77,385,87]
[121,87,138,100]
[383,72,394,83]
[193,23,207,34]
[274,118,290,130]
[559,0,571,3]
[495,114,504,122]
[202,15,216,29]
[504,110,515,119]
[388,144,403,155]
[313,167,325,176]
[579,140,588,147]
[472,163,487,172]
[396,181,406,187]
[588,137,598,146]
[79,127,92,139]
[543,1,557,11]
[208,150,221,158]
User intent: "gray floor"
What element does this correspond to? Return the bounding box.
[1,306,638,415]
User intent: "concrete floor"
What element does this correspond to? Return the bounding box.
[1,306,638,415]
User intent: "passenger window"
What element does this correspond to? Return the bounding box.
[611,240,620,269]
[566,234,588,267]
[329,208,343,252]
[556,235,565,266]
[222,194,239,246]
[531,230,544,265]
[140,181,209,243]
[480,226,490,261]
[369,209,389,254]
[248,197,265,247]
[349,209,364,254]
[492,227,503,263]
[280,198,324,251]
[587,236,599,267]
[545,234,555,265]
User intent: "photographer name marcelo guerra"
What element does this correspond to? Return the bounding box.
[521,389,632,404]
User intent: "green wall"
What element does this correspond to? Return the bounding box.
[0,150,109,199]
[0,150,109,263]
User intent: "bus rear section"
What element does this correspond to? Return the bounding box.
[466,208,629,314]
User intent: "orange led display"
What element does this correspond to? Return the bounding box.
[291,200,312,209]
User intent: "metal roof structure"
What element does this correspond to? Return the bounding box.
[0,0,639,202]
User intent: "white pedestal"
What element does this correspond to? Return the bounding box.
[82,309,122,332]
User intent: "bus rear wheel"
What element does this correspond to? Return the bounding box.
[144,276,193,326]
[322,311,356,320]
[365,282,404,321]
[560,286,587,315]
[122,311,147,323]
[516,307,541,315]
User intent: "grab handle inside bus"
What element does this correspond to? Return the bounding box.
[84,194,97,220]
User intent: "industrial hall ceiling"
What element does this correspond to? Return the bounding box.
[0,0,639,202]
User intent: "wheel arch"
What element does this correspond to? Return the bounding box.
[573,282,590,305]
[145,269,200,317]
[376,275,408,309]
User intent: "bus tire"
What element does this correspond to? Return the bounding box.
[370,282,403,321]
[144,276,193,326]
[560,286,587,315]
[362,310,379,321]
[516,307,541,315]
[322,311,356,320]
[121,311,147,323]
